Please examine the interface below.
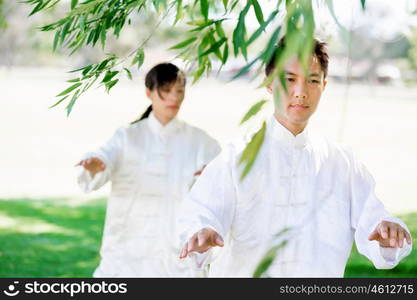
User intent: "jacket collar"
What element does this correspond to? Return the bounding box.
[267,115,309,149]
[147,112,182,137]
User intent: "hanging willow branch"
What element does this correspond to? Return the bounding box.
[25,0,365,179]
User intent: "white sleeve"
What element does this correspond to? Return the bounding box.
[349,150,412,269]
[177,145,237,268]
[203,137,221,164]
[196,133,222,169]
[76,128,124,193]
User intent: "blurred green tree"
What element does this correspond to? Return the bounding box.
[0,0,6,29]
[408,27,417,70]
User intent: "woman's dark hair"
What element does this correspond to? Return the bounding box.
[130,62,186,124]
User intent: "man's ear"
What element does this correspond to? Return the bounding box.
[266,82,273,94]
[322,79,327,90]
[145,88,152,98]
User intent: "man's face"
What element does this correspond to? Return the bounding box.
[267,56,327,126]
[146,79,185,121]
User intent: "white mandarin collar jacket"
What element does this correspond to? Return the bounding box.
[178,116,412,277]
[77,113,221,277]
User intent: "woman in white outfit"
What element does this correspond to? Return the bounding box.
[76,63,221,277]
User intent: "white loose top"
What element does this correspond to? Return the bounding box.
[178,116,412,277]
[77,113,220,277]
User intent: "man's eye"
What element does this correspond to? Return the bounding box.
[308,79,320,84]
[286,78,295,82]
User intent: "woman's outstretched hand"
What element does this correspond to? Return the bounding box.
[75,157,106,178]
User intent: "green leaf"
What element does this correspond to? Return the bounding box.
[199,37,226,57]
[28,2,42,17]
[100,27,106,49]
[207,31,223,60]
[123,68,133,80]
[101,70,119,83]
[96,56,116,71]
[253,255,274,278]
[231,54,260,80]
[169,37,197,50]
[82,75,99,93]
[81,64,93,76]
[28,0,50,16]
[131,48,145,69]
[197,32,211,63]
[152,0,162,12]
[60,20,71,45]
[86,27,95,45]
[299,34,314,75]
[189,19,222,32]
[215,22,226,38]
[222,43,229,65]
[66,89,81,117]
[49,95,70,109]
[232,2,250,58]
[240,99,268,125]
[253,240,288,278]
[230,0,239,12]
[92,26,101,46]
[278,70,288,95]
[52,29,61,51]
[246,9,279,47]
[105,79,119,93]
[238,121,266,180]
[96,59,109,71]
[260,34,284,86]
[175,0,183,24]
[250,0,264,25]
[186,19,208,26]
[56,82,82,97]
[261,26,281,63]
[67,78,80,83]
[79,14,85,31]
[200,0,209,21]
[222,0,229,11]
[192,63,206,84]
[71,0,78,9]
[68,64,89,73]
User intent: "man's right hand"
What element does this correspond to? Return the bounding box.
[75,157,106,178]
[179,227,224,259]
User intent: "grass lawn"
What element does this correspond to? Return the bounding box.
[0,198,104,277]
[0,198,415,277]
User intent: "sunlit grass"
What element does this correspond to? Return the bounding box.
[0,198,415,277]
[0,198,105,277]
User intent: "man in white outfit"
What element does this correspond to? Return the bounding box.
[178,38,412,277]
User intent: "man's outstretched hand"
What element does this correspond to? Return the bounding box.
[179,227,224,259]
[368,220,412,248]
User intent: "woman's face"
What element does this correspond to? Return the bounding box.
[146,79,185,124]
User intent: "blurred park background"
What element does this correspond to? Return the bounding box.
[0,0,417,277]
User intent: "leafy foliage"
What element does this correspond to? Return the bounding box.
[24,0,367,179]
